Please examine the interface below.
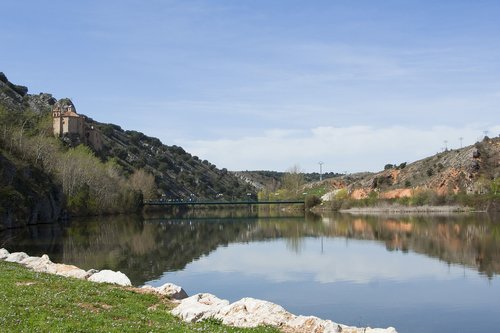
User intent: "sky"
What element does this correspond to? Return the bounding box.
[1,0,499,173]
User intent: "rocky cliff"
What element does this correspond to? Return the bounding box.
[0,152,63,230]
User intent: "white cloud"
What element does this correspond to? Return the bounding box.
[178,238,471,284]
[180,124,500,172]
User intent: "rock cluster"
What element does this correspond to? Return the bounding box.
[141,282,188,300]
[0,248,131,286]
[171,294,397,333]
[2,248,397,333]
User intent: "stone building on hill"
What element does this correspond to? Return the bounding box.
[52,104,85,137]
[52,100,103,151]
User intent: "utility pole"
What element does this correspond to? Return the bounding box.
[444,140,448,151]
[459,137,463,148]
[318,161,324,181]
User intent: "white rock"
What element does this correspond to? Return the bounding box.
[52,264,88,279]
[142,283,188,300]
[172,294,399,333]
[216,297,293,328]
[21,255,50,269]
[365,328,398,333]
[0,248,9,259]
[171,293,229,323]
[5,252,28,263]
[20,255,88,279]
[286,315,397,333]
[88,269,132,286]
[321,189,342,201]
[286,315,343,333]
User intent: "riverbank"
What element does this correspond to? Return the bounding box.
[311,202,482,214]
[339,204,475,214]
[0,248,397,333]
[0,259,276,333]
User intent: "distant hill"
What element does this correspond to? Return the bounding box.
[235,170,342,192]
[312,137,499,207]
[348,138,499,197]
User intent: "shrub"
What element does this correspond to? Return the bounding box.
[305,195,321,209]
[100,124,114,136]
[410,190,432,206]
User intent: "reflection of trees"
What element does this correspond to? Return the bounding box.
[60,215,259,285]
[0,223,64,259]
[3,212,500,285]
[254,213,500,279]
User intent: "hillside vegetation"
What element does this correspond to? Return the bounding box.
[306,138,500,211]
[0,72,254,227]
[238,138,499,211]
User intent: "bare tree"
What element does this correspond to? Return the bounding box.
[130,169,157,200]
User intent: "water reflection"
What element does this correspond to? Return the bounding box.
[1,212,499,285]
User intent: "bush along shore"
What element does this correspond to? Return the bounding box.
[0,248,397,333]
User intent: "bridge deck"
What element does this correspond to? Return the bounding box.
[144,200,305,206]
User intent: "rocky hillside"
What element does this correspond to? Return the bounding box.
[1,72,254,201]
[93,123,254,200]
[1,73,63,228]
[0,152,63,230]
[0,72,255,227]
[235,170,342,192]
[315,137,499,203]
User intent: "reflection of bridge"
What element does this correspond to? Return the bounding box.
[144,200,305,206]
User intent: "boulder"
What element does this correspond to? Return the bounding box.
[51,264,88,279]
[88,270,132,286]
[20,254,88,279]
[20,255,52,270]
[171,293,229,323]
[142,283,188,300]
[284,315,398,333]
[5,252,28,263]
[0,248,9,259]
[216,297,293,328]
[285,315,342,333]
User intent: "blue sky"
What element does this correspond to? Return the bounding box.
[1,0,499,172]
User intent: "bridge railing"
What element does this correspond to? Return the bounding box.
[143,199,305,206]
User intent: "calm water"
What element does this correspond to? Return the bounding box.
[2,210,500,333]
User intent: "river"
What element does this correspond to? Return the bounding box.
[1,209,499,333]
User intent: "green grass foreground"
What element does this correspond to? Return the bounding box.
[0,261,279,333]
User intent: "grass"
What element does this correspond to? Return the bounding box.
[0,261,279,333]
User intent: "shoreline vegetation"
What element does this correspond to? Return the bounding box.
[338,205,474,214]
[0,248,397,333]
[307,191,499,214]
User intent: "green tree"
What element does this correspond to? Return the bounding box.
[281,165,305,199]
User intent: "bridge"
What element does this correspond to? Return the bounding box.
[143,199,305,206]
